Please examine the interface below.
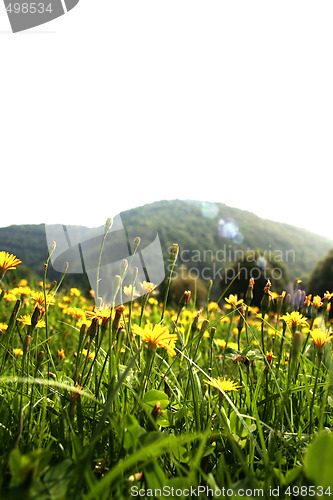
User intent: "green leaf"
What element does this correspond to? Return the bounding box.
[9,448,51,487]
[142,389,169,410]
[327,395,333,408]
[304,431,333,489]
[42,459,75,499]
[143,461,167,493]
[284,467,302,485]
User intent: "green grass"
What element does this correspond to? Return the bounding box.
[0,244,333,500]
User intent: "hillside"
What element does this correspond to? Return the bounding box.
[121,200,333,280]
[0,199,332,298]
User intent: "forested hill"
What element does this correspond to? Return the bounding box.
[0,200,332,289]
[120,200,333,282]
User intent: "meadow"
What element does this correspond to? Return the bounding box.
[0,236,333,500]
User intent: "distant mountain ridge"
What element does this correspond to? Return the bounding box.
[0,200,332,292]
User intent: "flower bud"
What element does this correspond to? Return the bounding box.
[104,217,113,235]
[191,310,202,333]
[261,280,272,317]
[200,319,209,336]
[210,326,216,340]
[23,335,31,354]
[37,350,44,369]
[245,278,254,306]
[179,290,191,309]
[88,317,99,340]
[133,237,141,253]
[30,304,43,331]
[169,244,179,266]
[48,241,56,258]
[48,281,57,294]
[112,305,125,335]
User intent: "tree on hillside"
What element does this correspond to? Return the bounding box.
[220,249,289,306]
[307,248,333,297]
[168,265,207,307]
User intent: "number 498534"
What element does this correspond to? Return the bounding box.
[6,3,53,14]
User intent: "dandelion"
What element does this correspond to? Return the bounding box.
[0,251,22,279]
[215,339,238,350]
[225,294,243,308]
[310,328,333,354]
[86,306,112,324]
[81,349,95,360]
[17,314,46,329]
[31,291,55,308]
[204,377,241,393]
[265,351,276,367]
[208,301,220,312]
[304,294,312,308]
[58,348,66,360]
[140,281,155,294]
[12,348,23,356]
[64,307,86,319]
[11,286,31,297]
[281,311,308,332]
[312,295,323,310]
[123,285,140,298]
[132,321,177,357]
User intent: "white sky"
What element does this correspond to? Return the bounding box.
[1,1,333,240]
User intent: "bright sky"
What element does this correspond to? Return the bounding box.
[1,1,333,240]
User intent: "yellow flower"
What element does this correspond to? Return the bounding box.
[225,294,243,307]
[86,306,112,324]
[0,251,22,275]
[204,377,241,393]
[140,281,155,294]
[265,351,276,366]
[310,328,332,352]
[65,307,85,319]
[312,295,323,309]
[132,321,177,357]
[12,348,23,356]
[281,311,308,330]
[208,302,221,312]
[3,291,16,302]
[11,286,31,296]
[31,291,55,307]
[70,288,81,297]
[215,339,238,350]
[0,323,8,332]
[81,349,95,359]
[123,285,140,298]
[58,348,66,359]
[16,314,46,328]
[304,294,312,307]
